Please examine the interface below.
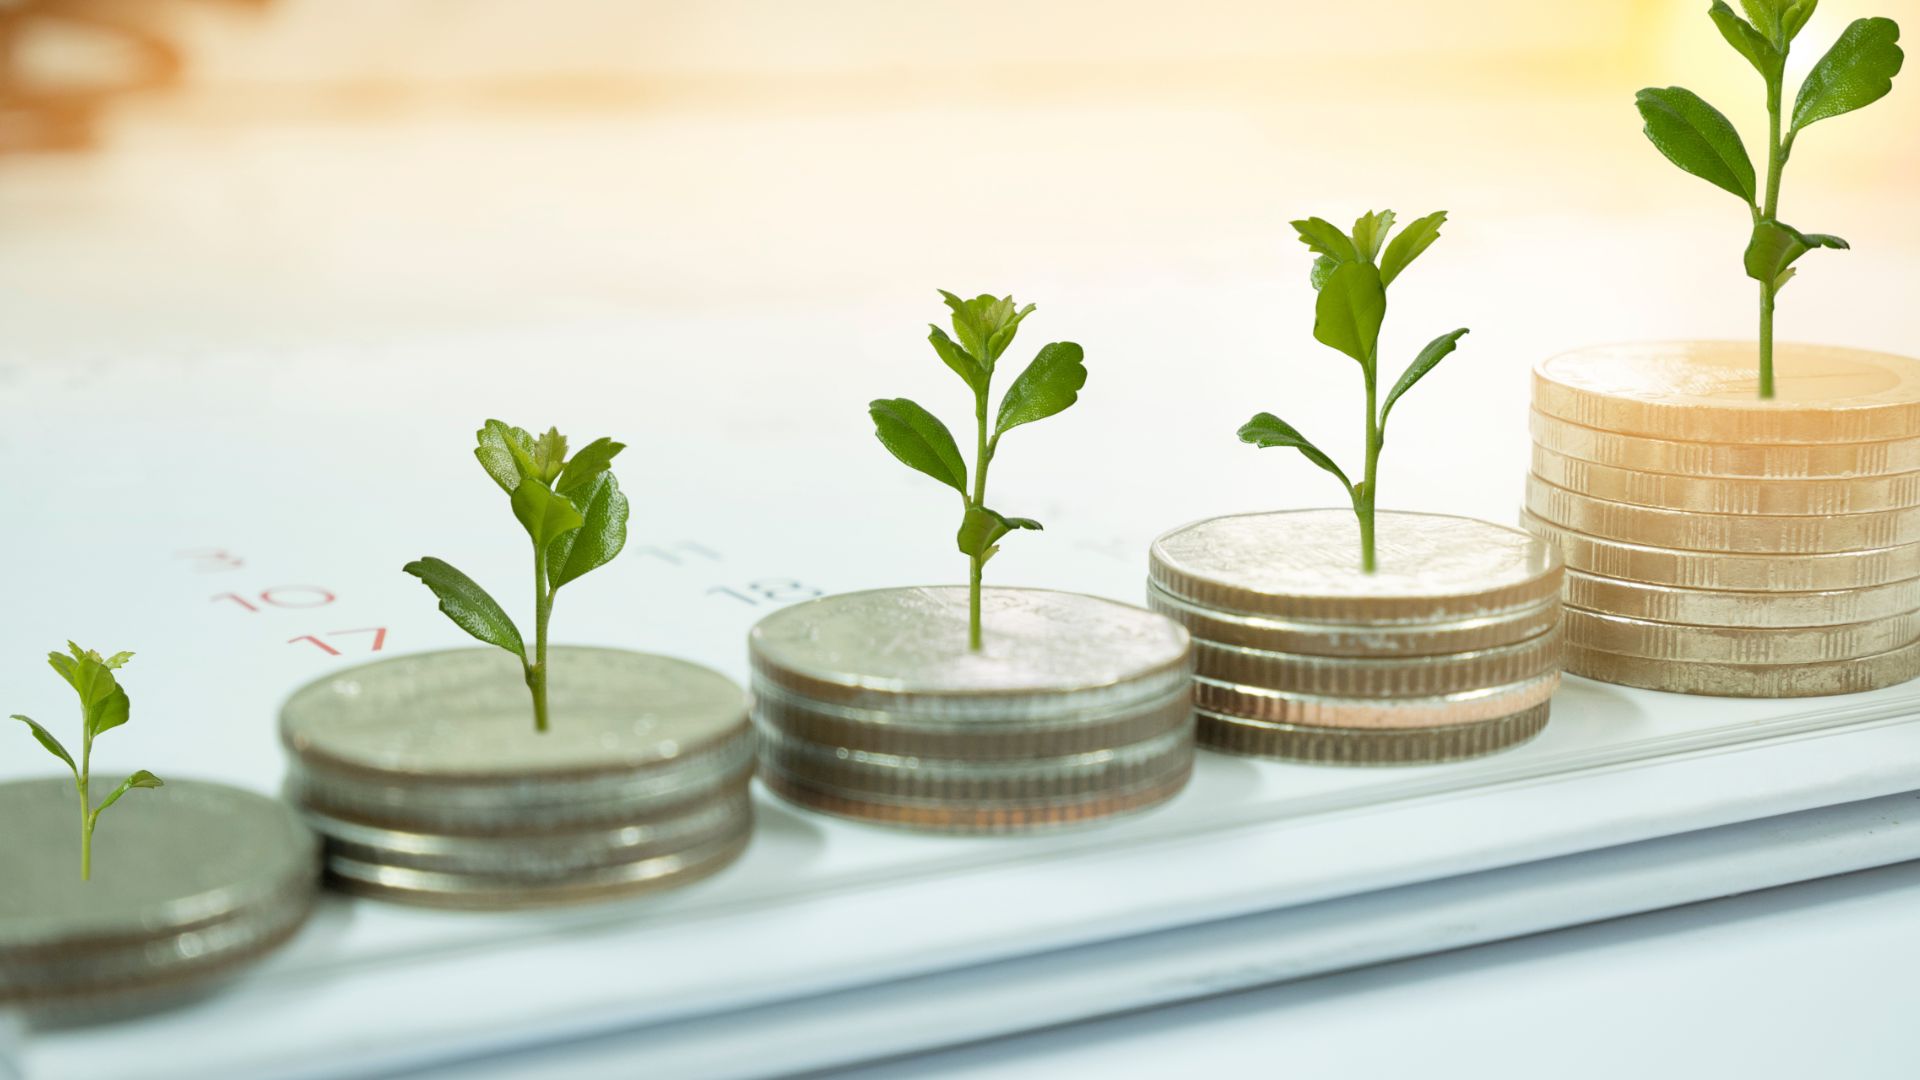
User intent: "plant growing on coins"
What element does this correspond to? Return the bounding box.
[1239,210,1470,574]
[11,645,163,880]
[405,422,629,733]
[1636,1,1903,398]
[870,291,1088,650]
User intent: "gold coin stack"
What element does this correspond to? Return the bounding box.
[1524,342,1920,697]
[1149,511,1563,764]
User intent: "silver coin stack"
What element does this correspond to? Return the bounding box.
[750,587,1195,833]
[280,647,755,909]
[1149,510,1565,764]
[0,779,318,1024]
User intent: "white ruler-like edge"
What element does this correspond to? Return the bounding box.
[17,707,1920,1080]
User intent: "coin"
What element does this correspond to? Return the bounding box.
[300,785,752,877]
[752,675,1191,760]
[1533,342,1920,444]
[1529,410,1920,480]
[324,823,753,910]
[1564,606,1920,663]
[281,647,753,832]
[757,760,1194,834]
[1532,444,1920,515]
[1526,474,1920,553]
[1563,640,1920,697]
[1521,509,1920,590]
[1563,568,1920,628]
[749,587,1191,717]
[1196,702,1550,764]
[0,779,319,1009]
[1145,582,1560,658]
[1150,510,1562,624]
[1190,627,1560,699]
[1190,671,1560,729]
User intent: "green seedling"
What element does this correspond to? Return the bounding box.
[1239,210,1470,574]
[870,291,1089,650]
[405,422,629,733]
[12,645,163,880]
[1637,2,1904,398]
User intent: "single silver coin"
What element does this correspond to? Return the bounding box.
[1151,511,1562,624]
[749,587,1192,718]
[0,778,318,1004]
[1146,581,1561,658]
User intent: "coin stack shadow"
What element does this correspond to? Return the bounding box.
[750,587,1196,833]
[1523,344,1920,697]
[0,779,319,1024]
[1148,511,1565,765]
[281,648,756,909]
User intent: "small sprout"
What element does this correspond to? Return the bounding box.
[870,291,1088,650]
[1240,210,1470,574]
[1636,2,1904,397]
[405,422,629,733]
[11,644,163,880]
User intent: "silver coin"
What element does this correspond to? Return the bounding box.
[0,778,318,1003]
[1146,581,1561,658]
[1150,510,1562,623]
[748,587,1192,718]
[1190,626,1561,700]
[1197,702,1551,764]
[324,822,752,911]
[1192,671,1561,729]
[300,786,752,877]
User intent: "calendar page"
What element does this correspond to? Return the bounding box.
[4,82,1920,1078]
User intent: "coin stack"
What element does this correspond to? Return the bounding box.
[1149,510,1563,764]
[1524,342,1920,696]
[0,778,318,1023]
[750,586,1195,833]
[281,647,755,909]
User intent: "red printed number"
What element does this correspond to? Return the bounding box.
[289,627,388,657]
[213,586,337,613]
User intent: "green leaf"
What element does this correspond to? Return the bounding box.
[58,652,131,742]
[1377,211,1447,287]
[474,420,538,494]
[402,557,526,659]
[94,770,163,816]
[11,715,76,778]
[88,686,130,741]
[1739,0,1783,43]
[1313,261,1387,364]
[554,436,625,497]
[1635,87,1758,203]
[1792,18,1904,134]
[1309,255,1339,291]
[984,303,1036,364]
[939,292,1034,365]
[1782,0,1819,42]
[531,427,568,485]
[956,506,1042,563]
[1290,218,1359,265]
[1381,329,1470,428]
[1237,413,1353,493]
[1711,1,1783,77]
[993,342,1088,439]
[928,326,987,393]
[548,471,630,589]
[1745,220,1849,284]
[869,398,968,494]
[1351,210,1396,262]
[511,478,586,550]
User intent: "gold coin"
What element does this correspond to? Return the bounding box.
[1532,444,1920,515]
[1196,702,1549,765]
[1563,641,1920,697]
[1190,671,1559,730]
[1526,474,1920,553]
[1191,627,1560,699]
[1150,510,1561,624]
[1529,411,1920,480]
[1146,582,1559,658]
[1564,606,1920,663]
[758,764,1192,834]
[1521,509,1920,591]
[1563,568,1920,628]
[1533,342,1920,444]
